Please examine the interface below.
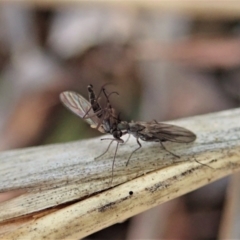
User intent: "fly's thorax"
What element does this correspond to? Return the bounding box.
[128,122,145,132]
[117,121,129,131]
[112,129,123,141]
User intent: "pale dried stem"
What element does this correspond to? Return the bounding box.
[0,108,240,239]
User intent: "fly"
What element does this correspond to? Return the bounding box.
[60,85,203,184]
[99,119,201,183]
[60,84,124,183]
[116,120,197,165]
[60,84,118,133]
[59,90,105,133]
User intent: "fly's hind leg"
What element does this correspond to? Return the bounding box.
[153,119,180,158]
[159,141,180,158]
[159,141,213,169]
[126,138,142,166]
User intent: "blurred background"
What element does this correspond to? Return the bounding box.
[0,1,240,239]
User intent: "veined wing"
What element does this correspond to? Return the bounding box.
[60,91,104,132]
[137,121,196,143]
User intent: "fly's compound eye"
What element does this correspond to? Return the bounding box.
[113,130,122,139]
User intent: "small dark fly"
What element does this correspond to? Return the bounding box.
[60,85,200,183]
[60,84,124,182]
[60,84,119,134]
[59,89,105,133]
[86,84,106,120]
[116,120,197,165]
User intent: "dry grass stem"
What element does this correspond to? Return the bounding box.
[0,108,240,239]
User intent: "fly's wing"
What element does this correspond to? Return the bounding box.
[60,91,105,132]
[138,121,196,143]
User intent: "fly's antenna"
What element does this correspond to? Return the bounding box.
[95,82,114,104]
[107,91,119,98]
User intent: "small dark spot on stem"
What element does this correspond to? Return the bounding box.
[129,191,133,196]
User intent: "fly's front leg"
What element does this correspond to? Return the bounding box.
[97,137,123,185]
[95,139,114,159]
[123,134,130,144]
[120,131,129,145]
[110,141,120,185]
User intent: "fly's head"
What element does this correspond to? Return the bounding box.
[112,129,124,143]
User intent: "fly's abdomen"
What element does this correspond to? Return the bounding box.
[88,84,102,118]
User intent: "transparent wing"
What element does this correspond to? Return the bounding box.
[60,91,101,128]
[152,123,196,143]
[138,121,196,143]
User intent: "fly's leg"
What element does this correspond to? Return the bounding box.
[110,141,120,185]
[102,88,120,121]
[160,141,213,169]
[193,158,214,169]
[95,139,114,159]
[117,131,129,145]
[82,108,103,119]
[97,137,124,159]
[85,87,119,128]
[122,134,130,145]
[126,138,142,166]
[96,137,123,185]
[83,83,112,120]
[159,141,180,158]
